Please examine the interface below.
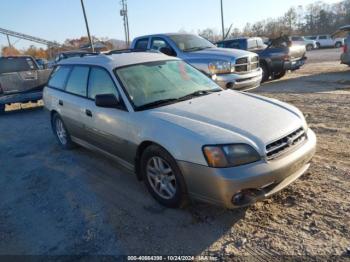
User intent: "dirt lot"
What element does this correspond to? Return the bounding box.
[0,48,349,259]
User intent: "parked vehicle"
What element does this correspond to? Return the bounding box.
[290,36,317,51]
[332,25,350,66]
[216,37,307,82]
[35,58,49,69]
[43,52,316,208]
[130,33,263,90]
[306,35,344,48]
[0,56,52,113]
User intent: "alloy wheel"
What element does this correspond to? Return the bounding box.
[146,156,177,199]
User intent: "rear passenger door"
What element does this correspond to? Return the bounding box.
[59,66,91,140]
[83,67,135,165]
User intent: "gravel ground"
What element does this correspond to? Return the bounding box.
[0,48,349,260]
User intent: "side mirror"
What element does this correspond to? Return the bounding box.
[95,94,121,108]
[159,47,176,56]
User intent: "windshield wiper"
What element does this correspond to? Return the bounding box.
[136,98,179,111]
[178,89,221,101]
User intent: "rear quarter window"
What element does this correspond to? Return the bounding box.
[65,66,89,97]
[48,66,71,90]
[134,38,149,49]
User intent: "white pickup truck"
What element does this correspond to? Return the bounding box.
[306,35,344,48]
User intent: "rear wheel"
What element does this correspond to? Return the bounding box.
[141,145,187,208]
[273,70,287,80]
[260,63,270,82]
[51,113,75,149]
[0,104,5,114]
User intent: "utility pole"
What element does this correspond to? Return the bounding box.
[220,0,225,40]
[120,0,130,46]
[6,34,12,49]
[80,0,95,52]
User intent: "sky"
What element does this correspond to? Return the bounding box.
[0,0,343,49]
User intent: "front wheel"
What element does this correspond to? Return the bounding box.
[335,42,342,48]
[306,44,313,51]
[141,145,187,208]
[273,70,286,80]
[260,63,270,82]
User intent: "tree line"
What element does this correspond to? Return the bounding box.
[199,0,350,42]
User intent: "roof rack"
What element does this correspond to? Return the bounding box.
[106,48,160,55]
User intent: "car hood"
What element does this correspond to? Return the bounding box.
[186,47,256,61]
[149,90,304,149]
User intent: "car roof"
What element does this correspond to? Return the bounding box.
[57,52,178,69]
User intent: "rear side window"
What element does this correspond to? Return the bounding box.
[247,39,257,49]
[65,66,89,96]
[134,38,149,49]
[48,66,71,89]
[88,67,118,99]
[0,57,37,74]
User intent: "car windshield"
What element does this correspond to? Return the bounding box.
[169,34,216,52]
[115,60,221,110]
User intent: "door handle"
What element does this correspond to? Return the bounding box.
[58,100,63,106]
[85,109,92,117]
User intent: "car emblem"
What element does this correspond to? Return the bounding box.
[287,137,294,146]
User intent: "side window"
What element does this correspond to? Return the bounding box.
[319,35,327,40]
[247,39,257,50]
[151,38,169,50]
[88,67,118,99]
[228,41,241,49]
[48,66,71,89]
[65,66,89,96]
[134,38,149,49]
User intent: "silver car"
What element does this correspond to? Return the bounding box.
[43,52,316,209]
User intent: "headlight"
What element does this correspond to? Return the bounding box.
[203,144,261,168]
[208,61,231,75]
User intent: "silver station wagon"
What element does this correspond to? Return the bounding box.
[43,51,316,209]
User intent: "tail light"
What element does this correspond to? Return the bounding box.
[0,83,3,94]
[343,44,348,53]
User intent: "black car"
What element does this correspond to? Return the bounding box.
[216,37,306,82]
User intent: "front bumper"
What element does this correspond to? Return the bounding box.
[284,57,307,71]
[0,91,42,105]
[178,128,317,209]
[214,68,262,91]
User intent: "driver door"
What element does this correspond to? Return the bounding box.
[83,66,135,164]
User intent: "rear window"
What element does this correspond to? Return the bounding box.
[48,66,71,89]
[0,57,37,74]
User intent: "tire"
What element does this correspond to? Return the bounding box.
[260,63,270,82]
[273,70,287,80]
[140,145,188,208]
[0,104,5,114]
[335,42,342,48]
[51,113,75,149]
[306,44,313,51]
[316,42,321,49]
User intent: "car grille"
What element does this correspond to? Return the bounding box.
[266,127,307,160]
[233,56,259,74]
